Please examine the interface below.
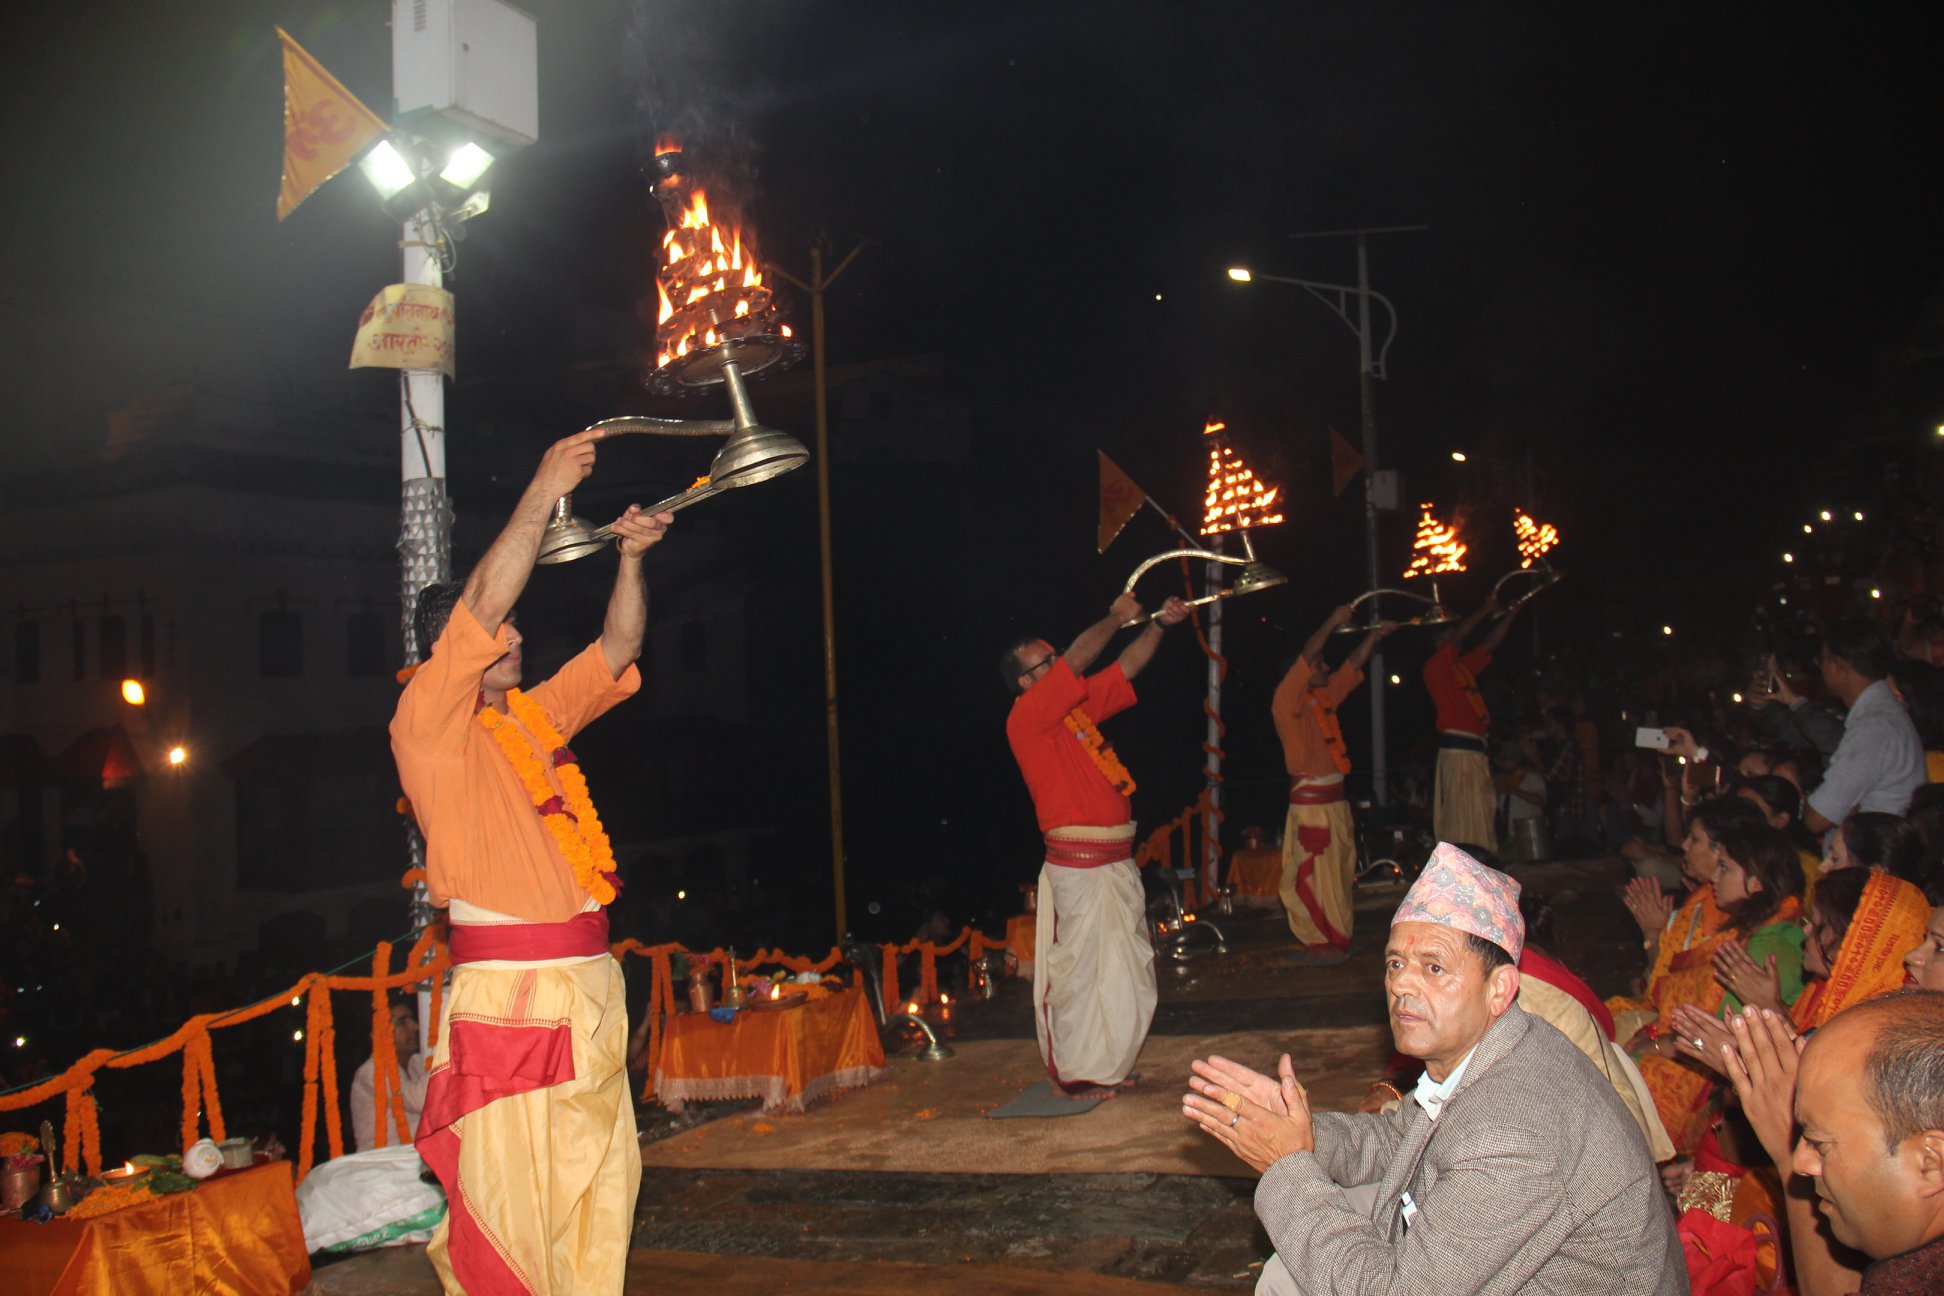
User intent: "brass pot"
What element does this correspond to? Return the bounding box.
[1,1163,40,1212]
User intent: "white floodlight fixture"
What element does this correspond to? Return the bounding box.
[439,141,495,190]
[358,138,418,203]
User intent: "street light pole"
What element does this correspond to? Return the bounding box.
[1227,224,1423,804]
[773,242,864,941]
[1353,232,1385,803]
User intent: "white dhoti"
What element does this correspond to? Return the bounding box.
[1032,824,1157,1090]
[1433,739,1497,852]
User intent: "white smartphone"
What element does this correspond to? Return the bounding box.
[1634,727,1670,751]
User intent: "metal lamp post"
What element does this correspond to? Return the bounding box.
[1225,224,1423,804]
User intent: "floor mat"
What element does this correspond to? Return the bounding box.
[985,1079,1107,1118]
[640,1025,1393,1177]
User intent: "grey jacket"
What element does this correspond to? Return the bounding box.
[1255,1004,1685,1295]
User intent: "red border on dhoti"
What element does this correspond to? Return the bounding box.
[417,1012,578,1294]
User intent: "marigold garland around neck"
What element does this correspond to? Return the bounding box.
[478,688,620,905]
[1063,707,1136,796]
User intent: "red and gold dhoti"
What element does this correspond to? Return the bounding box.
[418,910,640,1295]
[1279,775,1356,948]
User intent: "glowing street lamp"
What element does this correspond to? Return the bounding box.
[120,679,146,706]
[167,745,188,767]
[1226,266,1252,282]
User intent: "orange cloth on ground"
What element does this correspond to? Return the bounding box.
[1271,658,1361,778]
[1228,846,1283,898]
[1422,642,1491,734]
[0,1162,310,1296]
[1792,871,1931,1030]
[1006,660,1137,832]
[654,986,888,1114]
[390,600,638,921]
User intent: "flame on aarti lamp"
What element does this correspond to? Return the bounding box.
[651,139,793,370]
[1403,502,1467,578]
[1514,511,1559,569]
[1200,419,1285,535]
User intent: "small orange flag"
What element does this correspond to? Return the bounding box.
[277,27,389,222]
[1097,451,1149,553]
[1330,426,1367,498]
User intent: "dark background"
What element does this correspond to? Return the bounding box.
[9,1,1944,953]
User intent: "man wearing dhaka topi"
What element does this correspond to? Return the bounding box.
[1272,604,1395,963]
[1183,843,1680,1295]
[1003,590,1190,1099]
[391,427,672,1295]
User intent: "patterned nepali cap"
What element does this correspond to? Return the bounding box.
[1391,842,1524,962]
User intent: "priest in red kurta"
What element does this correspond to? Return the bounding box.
[1003,591,1189,1098]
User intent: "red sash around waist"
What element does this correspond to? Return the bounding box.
[448,909,610,964]
[1289,779,1347,806]
[1043,834,1134,869]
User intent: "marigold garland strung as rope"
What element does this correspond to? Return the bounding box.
[479,689,619,904]
[1063,708,1136,795]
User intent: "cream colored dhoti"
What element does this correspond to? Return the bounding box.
[419,953,640,1295]
[1433,742,1497,852]
[1033,824,1157,1090]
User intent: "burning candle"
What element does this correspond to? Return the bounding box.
[1403,503,1467,579]
[1200,419,1285,535]
[1513,512,1559,570]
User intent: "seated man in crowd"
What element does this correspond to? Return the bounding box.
[1183,844,1681,1295]
[1727,992,1944,1295]
[351,995,427,1151]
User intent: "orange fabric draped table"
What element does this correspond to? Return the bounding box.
[654,985,888,1115]
[1004,913,1036,973]
[0,1161,311,1296]
[1227,845,1284,905]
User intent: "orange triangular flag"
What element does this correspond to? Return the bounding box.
[1097,451,1149,553]
[1330,426,1366,498]
[277,27,389,221]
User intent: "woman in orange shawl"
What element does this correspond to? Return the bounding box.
[1608,798,1758,1041]
[1626,820,1806,1158]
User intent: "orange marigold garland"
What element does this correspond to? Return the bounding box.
[1063,708,1136,795]
[479,689,620,904]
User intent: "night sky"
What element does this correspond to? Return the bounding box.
[10,2,1944,947]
